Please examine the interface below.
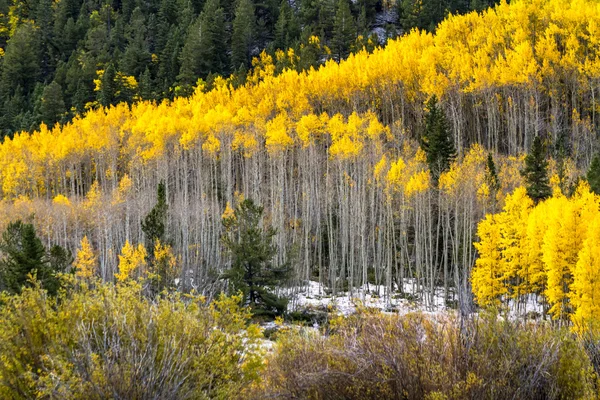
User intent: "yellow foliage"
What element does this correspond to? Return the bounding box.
[0,0,599,199]
[115,241,147,282]
[52,194,71,207]
[265,114,293,154]
[473,183,600,329]
[472,214,507,306]
[202,135,221,155]
[404,171,430,198]
[74,236,97,279]
[373,155,388,183]
[222,202,235,220]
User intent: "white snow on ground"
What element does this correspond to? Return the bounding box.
[283,280,546,319]
[285,280,451,317]
[259,281,548,351]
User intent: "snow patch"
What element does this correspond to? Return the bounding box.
[286,280,451,317]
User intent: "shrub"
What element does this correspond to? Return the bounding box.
[256,310,596,399]
[0,276,264,399]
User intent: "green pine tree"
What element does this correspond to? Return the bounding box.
[274,0,300,51]
[121,7,152,78]
[0,220,69,296]
[421,95,456,183]
[554,135,569,195]
[485,153,500,193]
[39,81,66,126]
[222,199,290,317]
[587,153,600,195]
[331,0,355,61]
[99,63,117,107]
[1,22,41,98]
[399,0,446,32]
[178,0,228,93]
[485,152,500,209]
[231,0,256,70]
[158,28,184,97]
[139,67,155,101]
[521,135,552,203]
[141,181,169,255]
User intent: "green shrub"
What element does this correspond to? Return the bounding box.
[0,276,264,399]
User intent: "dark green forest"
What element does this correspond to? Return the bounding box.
[0,0,498,135]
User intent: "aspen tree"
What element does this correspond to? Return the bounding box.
[74,236,97,279]
[115,241,147,282]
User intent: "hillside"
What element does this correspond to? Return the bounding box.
[0,0,497,134]
[1,0,600,397]
[0,0,597,310]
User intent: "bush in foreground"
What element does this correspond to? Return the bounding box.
[257,310,596,399]
[0,276,263,399]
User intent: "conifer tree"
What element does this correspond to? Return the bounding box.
[521,136,551,203]
[587,153,600,195]
[331,0,355,61]
[0,220,68,295]
[421,95,456,183]
[274,0,300,51]
[138,67,154,101]
[99,63,117,107]
[485,153,500,208]
[231,0,256,70]
[0,23,41,99]
[222,199,290,317]
[141,181,168,256]
[178,0,228,92]
[485,153,500,194]
[39,81,66,126]
[554,135,569,195]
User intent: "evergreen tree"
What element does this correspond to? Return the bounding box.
[231,0,256,70]
[521,135,552,203]
[399,0,446,32]
[331,0,355,61]
[420,95,456,183]
[222,199,289,317]
[139,67,155,100]
[178,0,228,92]
[39,81,67,126]
[1,23,41,98]
[99,63,117,107]
[158,27,183,97]
[0,220,69,296]
[274,0,300,51]
[587,153,600,195]
[121,7,152,78]
[141,181,169,256]
[554,135,569,195]
[200,0,229,75]
[485,153,500,207]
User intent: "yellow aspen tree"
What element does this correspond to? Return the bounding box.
[571,214,600,333]
[74,236,97,279]
[543,192,590,321]
[498,187,533,300]
[150,240,180,291]
[472,214,507,307]
[115,241,147,282]
[525,201,549,294]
